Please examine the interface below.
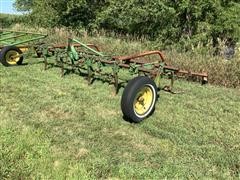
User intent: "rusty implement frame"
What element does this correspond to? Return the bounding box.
[43,38,208,94]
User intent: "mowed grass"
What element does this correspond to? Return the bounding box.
[0,57,240,179]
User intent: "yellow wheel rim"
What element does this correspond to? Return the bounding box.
[134,86,154,116]
[5,50,20,65]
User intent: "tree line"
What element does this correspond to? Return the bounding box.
[14,0,240,48]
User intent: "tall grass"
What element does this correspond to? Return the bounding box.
[7,24,240,88]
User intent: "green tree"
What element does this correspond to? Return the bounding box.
[14,0,33,12]
[98,0,176,40]
[60,0,108,29]
[15,0,62,27]
[14,0,240,48]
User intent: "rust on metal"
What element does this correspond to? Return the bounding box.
[113,50,165,63]
[112,50,208,84]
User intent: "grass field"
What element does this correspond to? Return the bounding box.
[0,55,240,179]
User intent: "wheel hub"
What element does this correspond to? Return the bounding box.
[6,50,20,65]
[134,86,153,116]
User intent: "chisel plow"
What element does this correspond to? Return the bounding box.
[41,38,208,122]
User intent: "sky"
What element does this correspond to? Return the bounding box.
[0,0,22,14]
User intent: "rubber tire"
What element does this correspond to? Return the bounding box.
[0,46,23,66]
[121,76,158,123]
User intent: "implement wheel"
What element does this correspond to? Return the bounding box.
[0,46,23,66]
[121,76,158,123]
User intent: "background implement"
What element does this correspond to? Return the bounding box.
[0,30,47,66]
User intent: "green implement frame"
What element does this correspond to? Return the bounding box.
[45,38,207,91]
